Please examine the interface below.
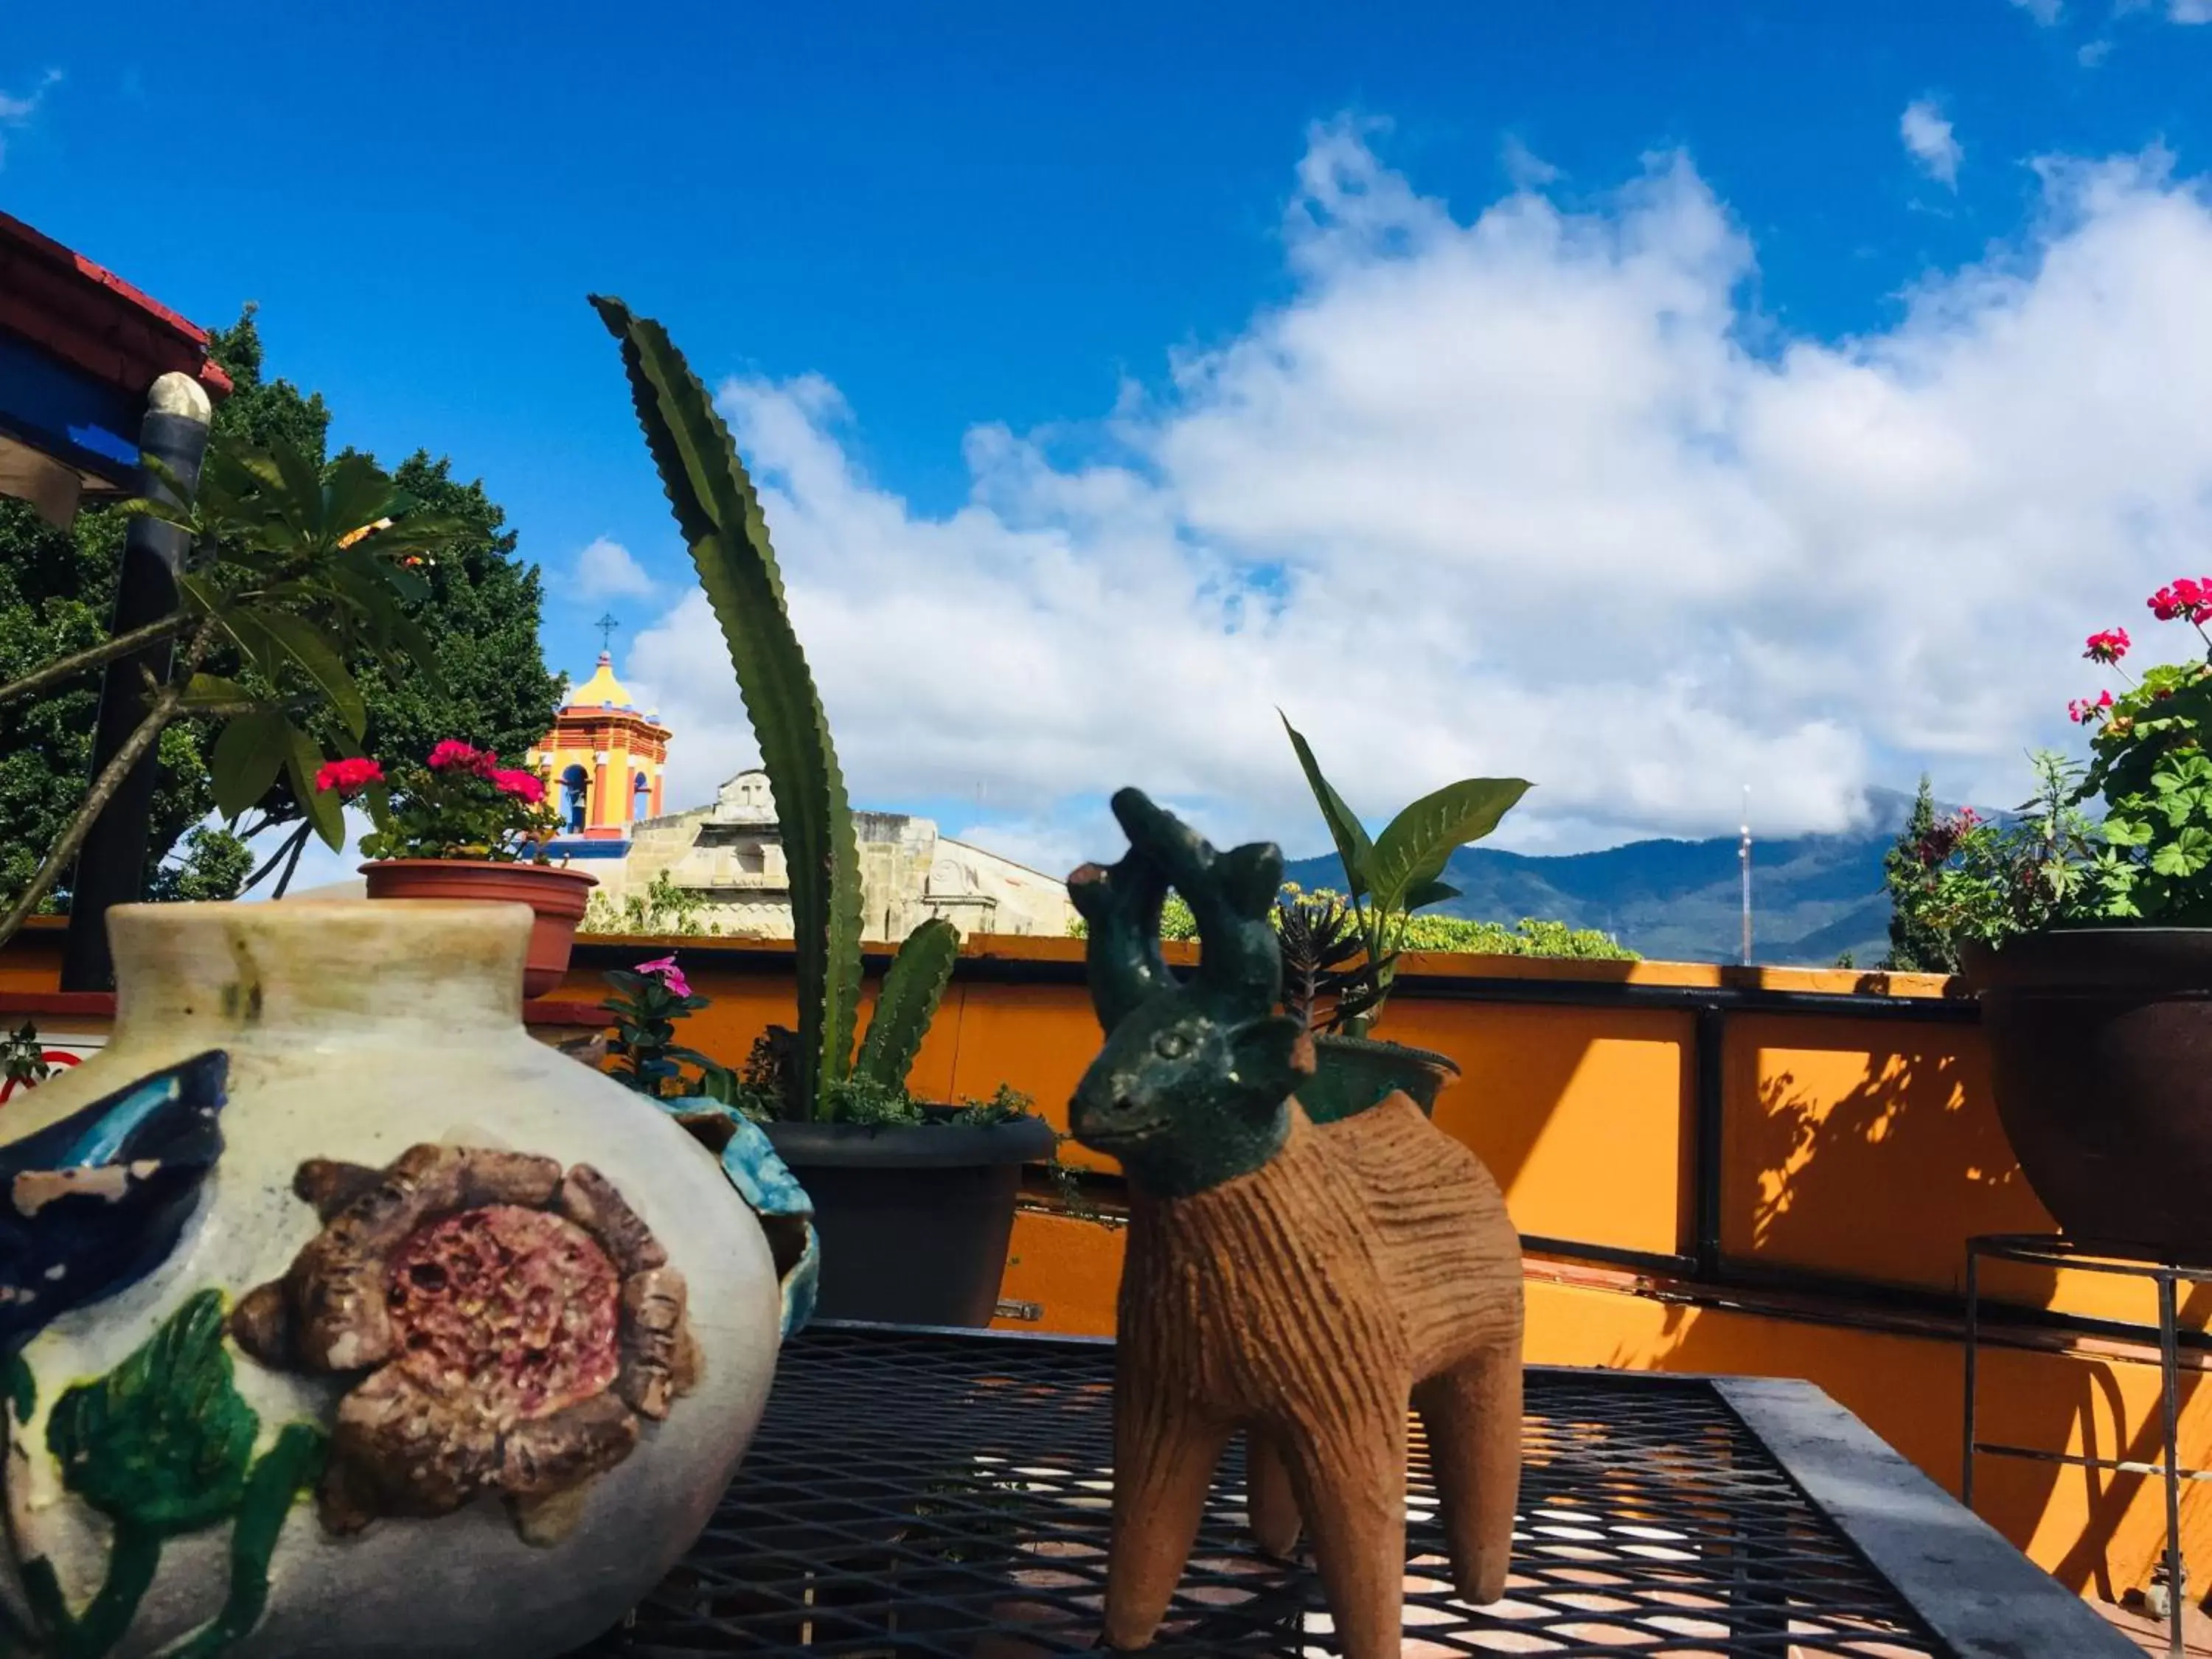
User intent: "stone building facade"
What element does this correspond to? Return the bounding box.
[525,651,1073,939]
[613,769,1076,940]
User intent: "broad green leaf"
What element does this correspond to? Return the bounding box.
[596,295,865,1110]
[108,495,201,534]
[855,919,960,1091]
[322,452,400,540]
[178,674,253,711]
[285,723,347,850]
[46,1290,257,1535]
[267,441,327,537]
[210,710,291,821]
[1405,879,1461,911]
[1280,712,1374,901]
[1366,777,1532,914]
[251,611,367,737]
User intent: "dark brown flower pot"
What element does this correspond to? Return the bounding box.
[1961,928,2212,1261]
[1295,1033,1461,1125]
[762,1110,1058,1326]
[360,860,597,999]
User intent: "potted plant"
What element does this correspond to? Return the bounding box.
[1905,586,2212,1258]
[1277,714,1531,1121]
[343,739,596,998]
[591,296,1054,1326]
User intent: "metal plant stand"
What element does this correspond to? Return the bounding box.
[577,1321,2127,1657]
[1965,1232,2212,1659]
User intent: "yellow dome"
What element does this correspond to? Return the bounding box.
[568,653,633,710]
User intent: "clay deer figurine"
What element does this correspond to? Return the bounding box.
[1067,789,1524,1659]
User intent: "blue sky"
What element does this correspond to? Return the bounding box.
[9,1,2212,874]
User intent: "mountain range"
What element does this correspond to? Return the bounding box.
[1281,785,1933,967]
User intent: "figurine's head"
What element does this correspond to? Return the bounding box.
[1068,790,1313,1198]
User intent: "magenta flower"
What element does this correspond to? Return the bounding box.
[635,956,692,998]
[314,757,384,797]
[427,739,495,776]
[2084,628,2130,664]
[493,768,546,804]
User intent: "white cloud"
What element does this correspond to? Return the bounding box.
[1500,135,1562,190]
[571,536,657,599]
[2008,0,2062,22]
[622,121,2212,869]
[2079,38,2115,65]
[0,67,61,167]
[1901,100,1963,187]
[2172,0,2212,21]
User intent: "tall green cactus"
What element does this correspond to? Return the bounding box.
[854,918,960,1091]
[592,297,865,1115]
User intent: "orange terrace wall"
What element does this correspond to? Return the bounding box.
[2,913,2206,1608]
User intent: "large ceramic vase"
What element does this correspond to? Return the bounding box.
[1295,1034,1461,1125]
[361,860,597,998]
[763,1110,1057,1326]
[0,900,790,1659]
[1963,928,2212,1261]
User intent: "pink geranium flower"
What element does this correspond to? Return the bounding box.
[493,768,546,804]
[426,739,495,776]
[313,757,384,796]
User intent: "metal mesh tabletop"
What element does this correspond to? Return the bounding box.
[576,1323,2125,1658]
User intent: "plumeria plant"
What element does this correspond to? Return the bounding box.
[330,740,559,862]
[1896,576,2212,960]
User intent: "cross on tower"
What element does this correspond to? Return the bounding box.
[595,612,620,654]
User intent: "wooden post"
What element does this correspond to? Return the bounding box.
[59,373,212,990]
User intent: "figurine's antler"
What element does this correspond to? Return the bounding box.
[1107,789,1283,1015]
[1068,843,1172,1034]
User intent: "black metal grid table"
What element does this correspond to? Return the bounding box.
[578,1321,2132,1658]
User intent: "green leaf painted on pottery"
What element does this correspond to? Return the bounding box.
[164,1422,327,1659]
[6,1351,33,1422]
[46,1290,260,1537]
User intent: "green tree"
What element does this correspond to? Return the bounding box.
[1881,773,1952,972]
[0,307,560,906]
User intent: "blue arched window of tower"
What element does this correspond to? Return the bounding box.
[560,765,589,833]
[632,771,650,822]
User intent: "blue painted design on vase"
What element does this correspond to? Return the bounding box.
[0,1051,229,1353]
[655,1099,818,1338]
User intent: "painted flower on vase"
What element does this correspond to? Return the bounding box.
[229,1143,700,1546]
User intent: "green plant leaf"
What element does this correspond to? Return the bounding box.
[249,611,367,737]
[1366,777,1532,914]
[594,295,865,1115]
[178,674,254,712]
[283,723,346,850]
[855,918,960,1091]
[1280,712,1373,902]
[46,1290,258,1537]
[1405,879,1461,911]
[164,1422,326,1659]
[209,710,292,821]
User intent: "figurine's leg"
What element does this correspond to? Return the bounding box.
[1415,1342,1523,1603]
[1276,1402,1408,1659]
[1105,1382,1230,1652]
[1244,1427,1301,1556]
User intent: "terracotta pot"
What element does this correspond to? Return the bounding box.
[0,900,799,1658]
[762,1110,1057,1326]
[361,859,596,998]
[1962,928,2212,1261]
[1295,1033,1461,1124]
